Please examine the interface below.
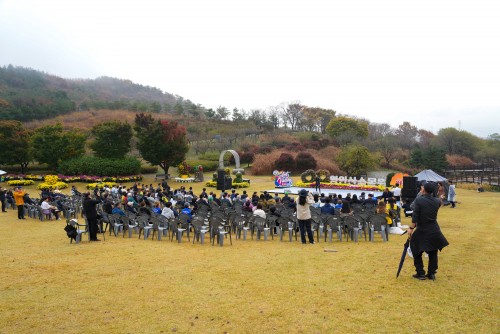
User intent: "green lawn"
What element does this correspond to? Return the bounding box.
[0,176,498,333]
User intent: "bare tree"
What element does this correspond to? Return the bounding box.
[395,121,419,150]
[368,122,393,141]
[280,102,303,131]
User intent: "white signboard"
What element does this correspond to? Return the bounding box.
[329,175,386,186]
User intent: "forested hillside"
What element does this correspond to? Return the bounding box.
[0,65,198,121]
[1,65,498,180]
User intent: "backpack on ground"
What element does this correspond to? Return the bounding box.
[64,222,78,241]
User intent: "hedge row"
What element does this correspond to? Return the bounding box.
[58,157,141,176]
[140,165,158,174]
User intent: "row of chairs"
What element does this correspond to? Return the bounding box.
[67,199,394,245]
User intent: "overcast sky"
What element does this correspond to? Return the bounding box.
[1,0,499,137]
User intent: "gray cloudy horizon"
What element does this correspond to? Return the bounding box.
[0,0,499,138]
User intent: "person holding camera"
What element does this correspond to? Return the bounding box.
[13,186,26,220]
[296,189,315,244]
[82,192,102,242]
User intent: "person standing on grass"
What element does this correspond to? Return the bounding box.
[315,175,321,193]
[448,180,456,208]
[296,189,315,244]
[392,183,402,203]
[437,182,446,204]
[407,182,449,280]
[13,186,26,220]
[0,187,6,212]
[82,192,102,242]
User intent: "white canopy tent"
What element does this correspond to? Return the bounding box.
[414,169,447,182]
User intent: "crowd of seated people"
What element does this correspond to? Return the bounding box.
[31,179,415,230]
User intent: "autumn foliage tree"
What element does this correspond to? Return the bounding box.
[134,113,189,175]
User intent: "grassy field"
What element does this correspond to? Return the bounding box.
[0,175,499,333]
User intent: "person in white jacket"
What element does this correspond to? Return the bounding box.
[447,180,456,208]
[296,189,315,244]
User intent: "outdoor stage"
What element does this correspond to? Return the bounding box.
[263,187,384,199]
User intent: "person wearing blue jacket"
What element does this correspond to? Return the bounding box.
[320,198,336,215]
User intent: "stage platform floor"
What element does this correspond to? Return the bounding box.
[263,187,383,198]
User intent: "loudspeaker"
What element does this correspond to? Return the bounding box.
[216,170,226,191]
[402,176,418,198]
[224,176,232,190]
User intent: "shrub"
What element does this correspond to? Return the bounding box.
[37,181,68,191]
[59,156,141,176]
[251,149,343,176]
[177,161,191,177]
[234,172,243,183]
[239,144,259,153]
[275,153,295,172]
[4,174,45,181]
[386,172,396,186]
[285,144,306,152]
[140,165,158,174]
[205,180,249,188]
[457,182,497,192]
[257,133,297,148]
[186,160,219,172]
[295,152,317,172]
[303,141,321,150]
[228,151,242,165]
[315,157,343,175]
[318,146,341,159]
[301,169,316,183]
[86,182,118,189]
[316,169,331,182]
[251,151,282,175]
[240,152,255,167]
[232,182,250,188]
[7,180,34,186]
[198,152,222,161]
[44,175,59,185]
[446,155,475,167]
[0,164,52,174]
[257,146,273,154]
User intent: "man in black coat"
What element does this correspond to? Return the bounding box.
[0,187,6,212]
[315,175,321,193]
[407,182,449,280]
[379,188,394,203]
[82,192,102,242]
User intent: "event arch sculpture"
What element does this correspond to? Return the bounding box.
[219,149,244,174]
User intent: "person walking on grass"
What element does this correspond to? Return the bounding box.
[296,189,315,244]
[447,180,456,208]
[13,186,26,220]
[407,182,449,280]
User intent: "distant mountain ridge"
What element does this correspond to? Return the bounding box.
[0,65,197,121]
